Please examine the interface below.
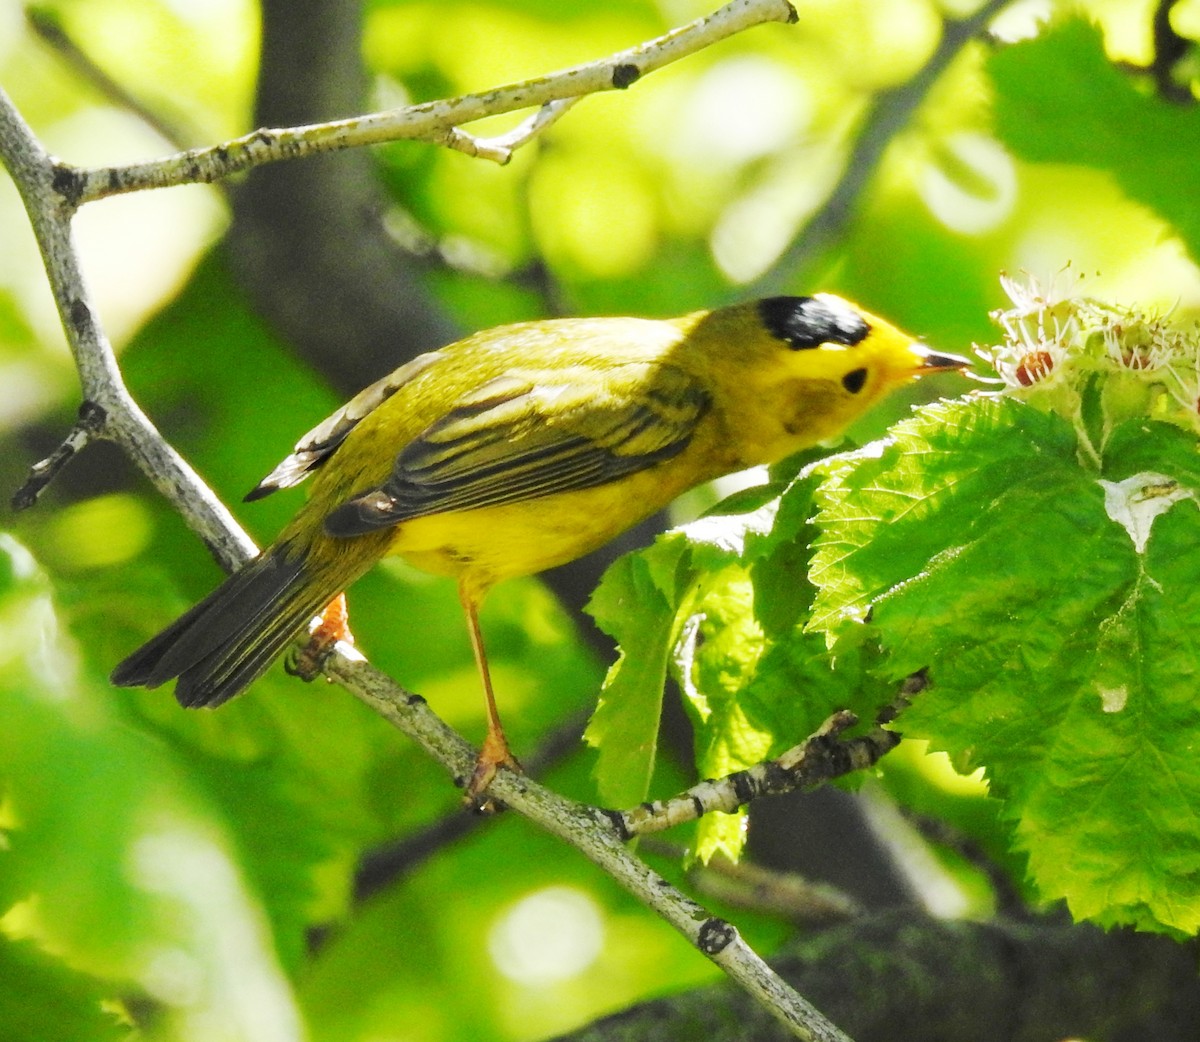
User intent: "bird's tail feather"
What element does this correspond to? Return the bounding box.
[111,541,350,708]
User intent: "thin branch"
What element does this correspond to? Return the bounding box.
[640,840,863,925]
[56,0,795,207]
[610,691,910,840]
[753,0,1011,294]
[329,653,853,1042]
[694,852,862,925]
[436,98,582,164]
[11,399,107,510]
[0,87,253,567]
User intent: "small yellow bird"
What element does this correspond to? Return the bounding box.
[112,295,966,795]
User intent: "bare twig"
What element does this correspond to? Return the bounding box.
[694,852,862,924]
[59,0,796,207]
[609,701,903,840]
[0,88,253,568]
[639,839,863,924]
[11,399,107,510]
[435,98,583,164]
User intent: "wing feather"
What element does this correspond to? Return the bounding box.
[324,366,709,537]
[245,351,442,501]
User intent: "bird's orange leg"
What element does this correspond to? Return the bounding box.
[288,593,354,681]
[460,582,520,801]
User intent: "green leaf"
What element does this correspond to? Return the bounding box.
[676,562,768,862]
[810,398,1085,639]
[0,936,125,1042]
[989,18,1200,262]
[810,396,1200,933]
[584,546,682,809]
[585,495,788,810]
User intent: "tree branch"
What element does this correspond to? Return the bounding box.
[608,676,920,839]
[59,0,796,207]
[0,88,253,567]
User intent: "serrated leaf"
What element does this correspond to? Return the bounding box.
[810,397,1083,638]
[695,811,748,866]
[809,396,1200,933]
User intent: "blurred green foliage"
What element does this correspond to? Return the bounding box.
[4,0,1200,1039]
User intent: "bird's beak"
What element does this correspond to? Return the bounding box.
[911,344,972,374]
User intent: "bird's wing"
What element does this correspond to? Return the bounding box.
[323,364,710,536]
[245,352,442,501]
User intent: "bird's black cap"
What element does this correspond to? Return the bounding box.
[757,295,870,351]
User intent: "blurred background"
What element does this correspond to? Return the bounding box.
[2,0,1200,1039]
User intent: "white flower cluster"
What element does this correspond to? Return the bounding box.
[978,273,1200,435]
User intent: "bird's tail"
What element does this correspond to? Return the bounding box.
[111,540,354,708]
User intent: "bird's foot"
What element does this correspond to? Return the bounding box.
[463,729,522,813]
[287,593,354,681]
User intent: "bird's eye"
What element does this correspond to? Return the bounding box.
[842,368,868,394]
